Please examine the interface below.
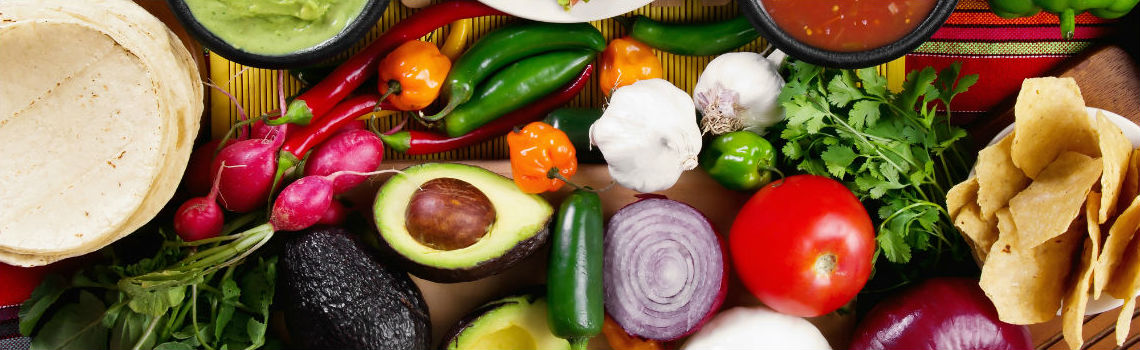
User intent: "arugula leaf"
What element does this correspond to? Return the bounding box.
[30,291,108,350]
[155,342,195,350]
[20,274,68,336]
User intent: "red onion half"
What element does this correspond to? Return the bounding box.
[603,196,727,341]
[851,277,1033,350]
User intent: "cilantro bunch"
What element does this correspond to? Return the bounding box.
[775,60,979,284]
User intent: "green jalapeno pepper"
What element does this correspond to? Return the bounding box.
[624,15,759,56]
[700,131,777,191]
[989,0,1138,39]
[443,50,595,137]
[427,22,606,121]
[543,108,605,164]
[547,189,604,350]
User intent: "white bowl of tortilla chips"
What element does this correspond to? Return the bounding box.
[0,0,202,266]
[949,77,1140,349]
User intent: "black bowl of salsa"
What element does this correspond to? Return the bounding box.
[166,0,388,69]
[739,0,957,68]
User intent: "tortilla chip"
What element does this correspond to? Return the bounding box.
[1061,237,1095,350]
[1120,149,1140,214]
[953,204,997,262]
[976,133,1031,220]
[1010,77,1098,178]
[1009,152,1102,249]
[946,178,979,219]
[1097,112,1133,224]
[1087,192,1105,270]
[980,209,1083,324]
[1106,229,1140,299]
[1095,194,1140,299]
[1117,298,1136,345]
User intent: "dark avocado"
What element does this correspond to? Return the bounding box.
[279,227,430,350]
[441,291,570,350]
[373,163,554,283]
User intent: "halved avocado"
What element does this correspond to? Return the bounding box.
[373,163,553,283]
[442,292,571,350]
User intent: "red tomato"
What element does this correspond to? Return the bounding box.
[729,175,875,317]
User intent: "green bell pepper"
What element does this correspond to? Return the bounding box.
[700,131,777,191]
[989,0,1138,39]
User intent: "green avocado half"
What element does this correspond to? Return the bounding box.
[373,163,553,283]
[442,292,571,350]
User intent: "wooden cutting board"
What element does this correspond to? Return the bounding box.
[965,45,1140,350]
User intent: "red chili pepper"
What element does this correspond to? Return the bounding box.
[280,93,380,165]
[380,64,593,155]
[273,0,504,126]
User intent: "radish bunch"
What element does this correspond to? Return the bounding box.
[174,115,387,241]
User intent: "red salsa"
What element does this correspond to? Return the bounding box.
[763,0,936,52]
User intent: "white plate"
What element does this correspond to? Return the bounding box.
[477,0,653,23]
[974,107,1140,316]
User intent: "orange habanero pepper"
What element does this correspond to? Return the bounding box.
[507,121,578,193]
[378,40,451,111]
[599,37,663,96]
[602,315,662,350]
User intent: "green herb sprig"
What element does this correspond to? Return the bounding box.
[776,60,979,284]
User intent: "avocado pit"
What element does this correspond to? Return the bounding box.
[405,177,495,250]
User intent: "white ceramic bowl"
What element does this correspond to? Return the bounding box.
[975,107,1140,316]
[477,0,652,23]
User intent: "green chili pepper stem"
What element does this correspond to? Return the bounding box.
[425,22,605,121]
[547,190,604,345]
[629,15,759,56]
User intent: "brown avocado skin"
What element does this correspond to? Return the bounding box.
[374,221,551,283]
[279,226,431,350]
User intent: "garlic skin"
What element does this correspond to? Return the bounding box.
[590,79,701,193]
[693,52,785,135]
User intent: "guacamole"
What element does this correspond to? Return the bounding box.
[185,0,369,56]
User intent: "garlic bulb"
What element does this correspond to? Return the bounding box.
[693,51,785,135]
[589,79,701,193]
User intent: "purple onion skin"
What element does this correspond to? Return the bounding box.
[604,196,728,341]
[850,277,1033,350]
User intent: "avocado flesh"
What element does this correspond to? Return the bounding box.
[374,163,553,282]
[446,294,571,350]
[279,227,431,350]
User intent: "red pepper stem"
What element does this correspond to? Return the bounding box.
[372,81,401,113]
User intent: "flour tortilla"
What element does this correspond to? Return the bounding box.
[0,0,201,264]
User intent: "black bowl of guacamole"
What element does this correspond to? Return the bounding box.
[167,0,388,69]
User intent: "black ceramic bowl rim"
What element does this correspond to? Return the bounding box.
[739,0,957,69]
[166,0,389,69]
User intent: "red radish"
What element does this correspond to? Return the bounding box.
[335,119,367,134]
[252,118,293,142]
[211,138,279,213]
[182,139,229,196]
[271,170,398,232]
[316,199,351,226]
[303,129,384,194]
[174,164,226,241]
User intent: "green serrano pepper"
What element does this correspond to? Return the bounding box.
[626,15,760,56]
[544,108,605,164]
[443,50,595,137]
[547,189,604,350]
[428,22,606,121]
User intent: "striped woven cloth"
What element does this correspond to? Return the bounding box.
[0,1,1122,348]
[905,0,1116,123]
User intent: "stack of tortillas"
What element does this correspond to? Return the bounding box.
[0,0,202,266]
